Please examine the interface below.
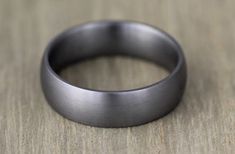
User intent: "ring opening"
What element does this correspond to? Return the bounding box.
[47,22,180,91]
[59,55,169,91]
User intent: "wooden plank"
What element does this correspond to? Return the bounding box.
[0,0,234,153]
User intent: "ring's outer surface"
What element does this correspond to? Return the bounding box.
[41,21,187,128]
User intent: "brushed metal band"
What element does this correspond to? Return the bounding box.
[40,21,187,128]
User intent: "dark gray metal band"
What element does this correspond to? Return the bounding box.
[41,21,187,128]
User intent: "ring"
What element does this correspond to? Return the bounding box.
[41,21,187,128]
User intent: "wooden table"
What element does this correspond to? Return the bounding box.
[0,0,234,153]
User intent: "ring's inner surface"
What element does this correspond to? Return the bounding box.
[48,23,179,82]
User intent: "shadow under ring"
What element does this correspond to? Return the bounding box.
[40,21,187,128]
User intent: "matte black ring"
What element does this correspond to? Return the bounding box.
[41,21,187,128]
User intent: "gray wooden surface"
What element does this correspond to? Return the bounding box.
[0,0,234,153]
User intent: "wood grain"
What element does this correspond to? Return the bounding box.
[0,0,234,153]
